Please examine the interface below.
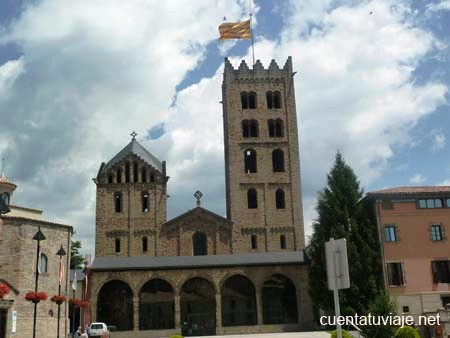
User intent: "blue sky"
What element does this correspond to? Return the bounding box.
[0,0,449,255]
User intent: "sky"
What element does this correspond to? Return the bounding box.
[0,0,449,255]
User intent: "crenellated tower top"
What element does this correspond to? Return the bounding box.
[223,57,293,82]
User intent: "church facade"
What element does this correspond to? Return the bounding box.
[89,57,314,337]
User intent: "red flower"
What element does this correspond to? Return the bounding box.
[25,291,48,303]
[80,300,90,308]
[69,298,82,307]
[50,295,67,304]
[0,283,10,299]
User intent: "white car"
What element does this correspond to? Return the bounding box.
[89,322,110,337]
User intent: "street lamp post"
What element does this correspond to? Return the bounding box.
[56,245,66,338]
[32,226,46,338]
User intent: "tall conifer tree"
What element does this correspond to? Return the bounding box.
[308,152,383,315]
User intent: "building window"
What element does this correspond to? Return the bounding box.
[108,175,114,184]
[125,162,130,183]
[432,261,450,283]
[141,168,147,183]
[1,192,9,206]
[276,189,285,209]
[247,188,257,209]
[442,296,450,308]
[133,161,138,183]
[114,192,122,213]
[40,254,48,273]
[402,306,410,313]
[116,169,122,183]
[244,149,257,173]
[241,92,249,109]
[418,198,444,209]
[251,235,257,249]
[241,92,257,109]
[142,192,149,213]
[193,232,207,256]
[115,238,121,253]
[431,224,444,241]
[384,225,397,242]
[266,91,281,109]
[242,120,259,137]
[272,149,285,172]
[280,235,286,249]
[150,173,155,182]
[387,262,404,286]
[268,119,283,137]
[142,237,148,252]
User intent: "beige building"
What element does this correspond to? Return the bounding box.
[367,186,450,337]
[0,175,72,338]
[89,57,313,337]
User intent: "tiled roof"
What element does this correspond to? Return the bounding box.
[367,186,450,197]
[104,139,162,172]
[91,251,306,271]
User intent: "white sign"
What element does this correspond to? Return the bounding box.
[12,311,16,333]
[325,238,350,290]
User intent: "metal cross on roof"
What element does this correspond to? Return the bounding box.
[194,190,203,207]
[130,131,138,140]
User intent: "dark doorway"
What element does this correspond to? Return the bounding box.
[262,274,298,324]
[97,280,133,331]
[0,310,6,338]
[221,275,257,326]
[181,278,216,336]
[139,279,175,330]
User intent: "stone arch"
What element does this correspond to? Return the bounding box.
[177,274,218,295]
[261,274,298,324]
[97,279,134,331]
[221,275,257,326]
[139,278,175,330]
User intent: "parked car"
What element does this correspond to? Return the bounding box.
[89,322,110,338]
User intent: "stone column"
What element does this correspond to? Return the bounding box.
[133,296,139,331]
[215,292,222,334]
[175,295,181,329]
[256,290,263,325]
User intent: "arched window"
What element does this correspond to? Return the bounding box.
[142,237,148,252]
[108,174,114,184]
[221,275,257,326]
[248,91,257,109]
[125,162,130,183]
[274,91,282,108]
[241,92,249,109]
[244,149,257,173]
[2,192,10,206]
[141,168,147,183]
[97,280,133,331]
[40,254,48,273]
[139,279,175,330]
[193,232,207,256]
[272,149,285,172]
[114,192,122,213]
[142,191,149,213]
[150,173,155,183]
[242,119,250,137]
[247,188,257,209]
[262,274,298,324]
[249,119,258,137]
[115,238,121,253]
[276,189,285,209]
[280,235,286,249]
[251,235,257,249]
[266,91,273,109]
[181,278,216,336]
[133,161,138,183]
[268,119,283,137]
[116,169,122,183]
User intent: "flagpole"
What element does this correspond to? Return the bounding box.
[249,0,255,65]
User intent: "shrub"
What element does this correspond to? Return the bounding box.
[394,326,420,338]
[330,329,352,338]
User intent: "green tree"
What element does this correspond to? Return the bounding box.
[394,326,420,338]
[308,152,383,315]
[70,239,84,269]
[361,291,398,338]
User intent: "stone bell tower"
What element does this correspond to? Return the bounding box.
[94,132,169,257]
[222,57,305,253]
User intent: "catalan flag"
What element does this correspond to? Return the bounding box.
[219,19,251,40]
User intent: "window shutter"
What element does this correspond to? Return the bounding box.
[395,225,400,242]
[401,262,406,285]
[386,263,392,285]
[432,261,438,283]
[442,225,447,241]
[429,224,433,241]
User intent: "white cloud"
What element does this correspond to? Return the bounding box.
[430,128,447,151]
[410,174,426,184]
[427,1,450,12]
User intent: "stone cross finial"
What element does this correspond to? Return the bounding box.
[130,131,138,140]
[194,190,203,207]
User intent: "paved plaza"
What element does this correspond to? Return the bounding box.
[190,332,331,338]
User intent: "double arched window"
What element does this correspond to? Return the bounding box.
[266,91,282,109]
[242,119,259,137]
[268,119,283,137]
[244,149,257,173]
[241,91,257,109]
[272,149,285,172]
